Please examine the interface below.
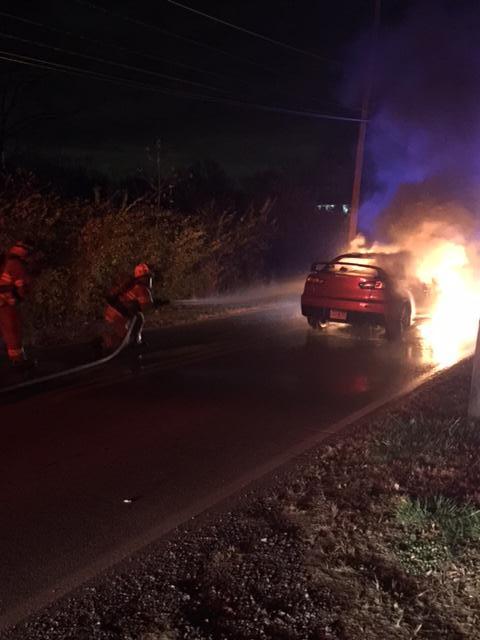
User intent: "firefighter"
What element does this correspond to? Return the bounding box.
[101,263,154,354]
[0,241,35,368]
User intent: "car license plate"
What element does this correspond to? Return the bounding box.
[330,309,347,320]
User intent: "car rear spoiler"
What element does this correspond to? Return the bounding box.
[311,260,387,278]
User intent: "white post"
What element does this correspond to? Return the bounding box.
[468,320,480,417]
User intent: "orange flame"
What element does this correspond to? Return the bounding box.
[349,224,480,367]
[417,239,480,367]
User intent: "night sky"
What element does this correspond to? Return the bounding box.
[0,0,408,178]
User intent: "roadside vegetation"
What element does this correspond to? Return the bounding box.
[0,170,274,343]
[4,360,480,639]
[0,162,346,345]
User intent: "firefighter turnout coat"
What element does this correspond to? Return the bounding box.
[103,277,153,351]
[0,246,32,362]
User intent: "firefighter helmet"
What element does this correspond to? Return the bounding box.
[134,263,153,289]
[134,263,151,279]
[9,241,33,260]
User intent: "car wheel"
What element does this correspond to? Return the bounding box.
[385,304,411,341]
[307,316,320,330]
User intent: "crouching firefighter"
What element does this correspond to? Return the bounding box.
[0,241,35,369]
[101,263,154,354]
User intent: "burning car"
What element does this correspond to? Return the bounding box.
[301,252,416,340]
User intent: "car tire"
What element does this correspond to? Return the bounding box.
[307,316,320,330]
[385,303,411,341]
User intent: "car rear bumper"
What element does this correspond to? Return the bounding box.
[301,294,387,325]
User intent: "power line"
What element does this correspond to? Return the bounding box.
[0,50,232,99]
[0,30,229,94]
[73,0,280,75]
[166,0,340,64]
[0,50,159,91]
[64,1,352,110]
[0,11,354,111]
[192,94,364,123]
[0,10,236,85]
[0,24,360,115]
[0,50,365,123]
[0,51,236,105]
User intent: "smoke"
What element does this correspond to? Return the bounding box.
[346,1,480,242]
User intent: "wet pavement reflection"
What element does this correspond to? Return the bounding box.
[0,298,472,625]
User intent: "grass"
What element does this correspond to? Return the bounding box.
[374,414,480,461]
[397,495,480,546]
[394,495,480,575]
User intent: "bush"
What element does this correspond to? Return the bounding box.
[0,171,277,343]
[72,207,172,319]
[0,171,91,265]
[24,267,74,341]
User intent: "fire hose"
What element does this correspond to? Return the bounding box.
[0,313,145,395]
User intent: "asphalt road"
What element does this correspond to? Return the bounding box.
[0,298,468,630]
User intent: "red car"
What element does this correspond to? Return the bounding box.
[301,252,413,340]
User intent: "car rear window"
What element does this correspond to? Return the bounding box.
[313,260,380,278]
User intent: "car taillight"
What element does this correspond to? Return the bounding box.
[359,279,385,290]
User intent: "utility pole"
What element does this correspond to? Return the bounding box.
[155,137,162,210]
[348,0,381,243]
[469,321,480,418]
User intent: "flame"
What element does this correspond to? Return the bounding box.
[348,233,400,255]
[417,239,480,367]
[349,225,480,367]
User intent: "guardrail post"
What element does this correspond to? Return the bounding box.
[468,320,480,418]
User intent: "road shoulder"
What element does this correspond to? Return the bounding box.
[1,358,475,639]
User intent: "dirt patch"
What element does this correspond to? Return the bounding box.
[3,359,480,640]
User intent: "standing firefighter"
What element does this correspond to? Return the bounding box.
[0,241,34,368]
[102,263,154,353]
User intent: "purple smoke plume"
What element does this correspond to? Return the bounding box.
[346,1,480,237]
